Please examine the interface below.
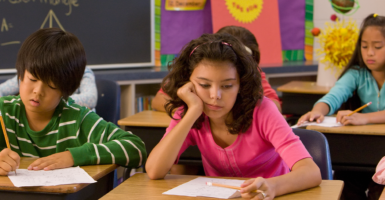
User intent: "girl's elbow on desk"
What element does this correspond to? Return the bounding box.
[146,166,168,180]
[295,158,322,187]
[145,159,169,180]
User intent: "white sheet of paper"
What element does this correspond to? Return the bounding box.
[8,166,96,187]
[163,177,245,199]
[291,116,342,128]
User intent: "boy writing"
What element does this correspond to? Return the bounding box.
[0,28,146,175]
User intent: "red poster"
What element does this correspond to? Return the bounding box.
[211,0,282,65]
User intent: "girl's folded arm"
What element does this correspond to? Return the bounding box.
[145,108,201,179]
[267,158,322,197]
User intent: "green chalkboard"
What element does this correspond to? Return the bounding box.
[0,0,153,72]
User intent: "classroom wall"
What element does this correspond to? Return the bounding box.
[313,0,385,60]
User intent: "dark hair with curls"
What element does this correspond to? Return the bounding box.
[217,26,261,64]
[162,33,263,134]
[16,28,86,100]
[339,13,385,79]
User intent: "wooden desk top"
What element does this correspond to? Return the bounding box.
[277,81,332,95]
[118,110,171,127]
[100,173,343,200]
[307,124,385,136]
[0,157,117,194]
[379,187,385,200]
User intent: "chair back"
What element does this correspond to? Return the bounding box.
[95,79,121,125]
[292,128,333,180]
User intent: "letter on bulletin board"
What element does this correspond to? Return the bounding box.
[166,0,207,11]
[211,0,282,65]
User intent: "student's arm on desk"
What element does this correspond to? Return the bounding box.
[146,82,202,179]
[240,158,321,199]
[297,102,330,125]
[151,91,171,112]
[146,108,201,179]
[29,111,147,170]
[337,110,385,125]
[68,112,148,168]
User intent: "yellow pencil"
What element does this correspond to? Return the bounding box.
[206,182,263,193]
[347,102,372,116]
[0,112,16,175]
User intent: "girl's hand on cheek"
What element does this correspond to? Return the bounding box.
[177,82,203,111]
[240,177,274,200]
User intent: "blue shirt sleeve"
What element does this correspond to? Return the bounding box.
[0,75,19,97]
[316,69,359,115]
[70,67,98,109]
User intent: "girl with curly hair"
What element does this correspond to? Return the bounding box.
[146,33,321,199]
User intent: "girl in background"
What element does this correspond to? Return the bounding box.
[298,14,385,200]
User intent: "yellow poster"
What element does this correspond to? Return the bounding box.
[165,0,206,11]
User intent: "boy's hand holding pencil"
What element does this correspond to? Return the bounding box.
[0,148,20,176]
[0,111,19,176]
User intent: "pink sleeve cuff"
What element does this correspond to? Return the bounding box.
[373,156,385,185]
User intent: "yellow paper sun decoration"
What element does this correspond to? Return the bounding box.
[317,19,358,69]
[225,0,263,23]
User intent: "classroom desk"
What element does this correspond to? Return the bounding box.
[100,173,344,200]
[118,111,202,166]
[380,187,385,200]
[277,81,331,116]
[0,157,118,200]
[306,124,385,171]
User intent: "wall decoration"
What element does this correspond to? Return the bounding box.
[211,0,282,64]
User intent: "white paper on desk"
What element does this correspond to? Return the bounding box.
[163,177,245,199]
[291,116,342,128]
[8,166,96,187]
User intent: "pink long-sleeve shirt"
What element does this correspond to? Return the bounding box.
[163,97,310,178]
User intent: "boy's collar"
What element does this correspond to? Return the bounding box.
[64,97,75,106]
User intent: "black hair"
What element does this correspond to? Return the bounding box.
[217,25,261,64]
[16,28,86,100]
[339,13,385,78]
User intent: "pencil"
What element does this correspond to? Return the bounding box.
[0,112,16,175]
[206,182,263,193]
[347,102,372,116]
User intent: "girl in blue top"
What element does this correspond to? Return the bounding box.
[298,13,385,126]
[299,13,385,200]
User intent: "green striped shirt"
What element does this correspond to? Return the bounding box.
[0,95,147,168]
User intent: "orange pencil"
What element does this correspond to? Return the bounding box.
[206,182,263,193]
[0,112,16,175]
[347,102,372,116]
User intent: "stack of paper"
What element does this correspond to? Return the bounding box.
[8,167,96,187]
[163,177,245,199]
[291,116,342,128]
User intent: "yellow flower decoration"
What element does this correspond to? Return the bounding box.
[225,0,263,23]
[316,19,359,70]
